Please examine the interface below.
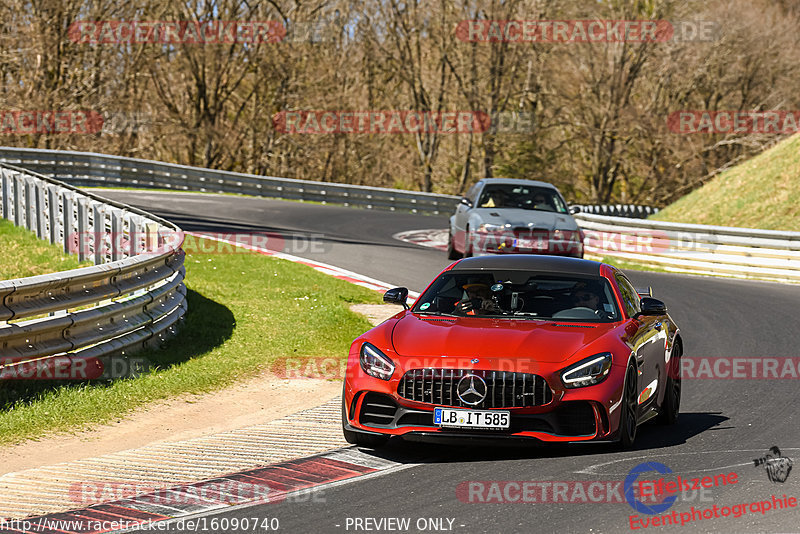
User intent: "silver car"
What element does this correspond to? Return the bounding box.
[447,178,584,259]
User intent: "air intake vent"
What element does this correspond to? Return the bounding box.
[358,393,398,426]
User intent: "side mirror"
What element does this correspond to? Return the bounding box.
[569,205,581,215]
[635,297,667,318]
[384,287,409,309]
[460,197,473,207]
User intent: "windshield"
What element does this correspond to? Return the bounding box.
[413,271,620,322]
[477,184,568,213]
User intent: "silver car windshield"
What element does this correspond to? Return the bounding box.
[413,271,620,322]
[477,185,568,213]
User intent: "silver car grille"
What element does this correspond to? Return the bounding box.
[397,368,553,409]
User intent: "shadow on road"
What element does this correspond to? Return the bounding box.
[348,411,729,465]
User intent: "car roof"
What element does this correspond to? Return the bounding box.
[450,255,603,276]
[478,178,558,190]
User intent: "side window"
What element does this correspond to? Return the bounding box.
[615,274,641,318]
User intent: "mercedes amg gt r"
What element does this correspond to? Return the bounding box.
[342,255,682,449]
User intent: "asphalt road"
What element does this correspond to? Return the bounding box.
[100,190,800,534]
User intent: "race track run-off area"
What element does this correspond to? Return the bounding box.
[11,189,800,534]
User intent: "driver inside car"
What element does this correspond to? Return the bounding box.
[480,188,508,208]
[456,283,500,315]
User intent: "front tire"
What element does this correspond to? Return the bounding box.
[342,396,389,448]
[447,228,462,260]
[656,344,681,425]
[618,363,639,449]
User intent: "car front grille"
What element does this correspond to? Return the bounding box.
[397,368,552,409]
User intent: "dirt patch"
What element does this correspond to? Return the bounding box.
[0,303,394,475]
[349,303,403,325]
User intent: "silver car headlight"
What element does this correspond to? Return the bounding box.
[360,343,395,380]
[477,223,506,233]
[561,353,613,388]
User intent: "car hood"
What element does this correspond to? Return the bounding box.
[473,208,578,231]
[390,314,615,365]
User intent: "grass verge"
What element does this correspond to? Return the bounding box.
[652,134,800,230]
[0,236,381,445]
[0,219,90,278]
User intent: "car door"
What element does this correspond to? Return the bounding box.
[453,181,482,250]
[615,273,663,416]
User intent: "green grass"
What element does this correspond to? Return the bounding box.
[0,219,90,278]
[652,134,800,230]
[0,237,381,445]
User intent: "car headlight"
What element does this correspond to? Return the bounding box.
[553,229,580,241]
[477,223,506,233]
[360,343,395,380]
[560,353,613,388]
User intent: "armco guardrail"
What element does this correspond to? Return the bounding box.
[0,147,660,218]
[0,162,186,378]
[1,146,796,284]
[570,204,658,219]
[0,147,460,215]
[576,213,800,283]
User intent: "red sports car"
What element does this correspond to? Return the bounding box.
[342,255,682,448]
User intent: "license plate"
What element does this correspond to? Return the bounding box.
[434,407,510,429]
[514,237,548,250]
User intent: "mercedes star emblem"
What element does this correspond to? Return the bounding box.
[457,374,488,406]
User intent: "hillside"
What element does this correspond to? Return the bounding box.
[652,134,800,230]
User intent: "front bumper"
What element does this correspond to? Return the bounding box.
[343,364,626,443]
[471,231,584,258]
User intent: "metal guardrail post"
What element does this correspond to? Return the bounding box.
[130,215,141,256]
[24,177,35,233]
[13,172,23,227]
[0,168,8,220]
[48,185,58,245]
[76,197,88,262]
[35,181,46,239]
[62,191,74,255]
[111,210,123,261]
[92,203,103,265]
[145,222,158,254]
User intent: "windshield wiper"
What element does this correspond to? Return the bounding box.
[415,311,460,318]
